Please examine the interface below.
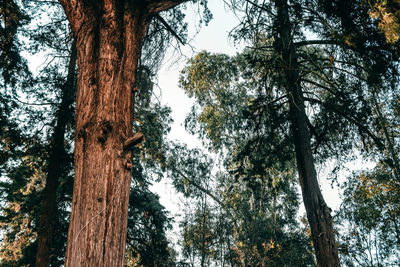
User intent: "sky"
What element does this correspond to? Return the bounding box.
[157,1,240,146]
[150,1,241,215]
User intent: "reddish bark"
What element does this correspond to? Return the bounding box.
[57,1,185,266]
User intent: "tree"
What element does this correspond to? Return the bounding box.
[1,1,76,263]
[271,0,340,264]
[167,145,315,266]
[164,132,314,265]
[221,0,399,265]
[179,0,399,259]
[0,0,30,177]
[2,1,195,264]
[35,40,77,267]
[54,0,208,265]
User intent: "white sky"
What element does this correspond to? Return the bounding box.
[157,1,239,146]
[150,1,241,215]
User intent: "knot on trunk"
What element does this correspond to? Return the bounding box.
[97,121,113,144]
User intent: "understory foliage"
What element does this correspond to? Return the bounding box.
[337,166,400,266]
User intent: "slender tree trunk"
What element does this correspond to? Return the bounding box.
[371,87,400,179]
[201,194,207,267]
[274,0,340,266]
[57,1,185,265]
[35,40,77,267]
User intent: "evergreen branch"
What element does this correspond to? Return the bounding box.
[294,40,341,47]
[243,0,276,17]
[304,97,385,150]
[301,78,338,97]
[174,169,226,209]
[154,14,185,45]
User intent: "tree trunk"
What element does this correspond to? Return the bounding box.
[274,0,340,266]
[201,194,207,267]
[35,40,77,267]
[58,1,185,266]
[371,86,400,179]
[64,9,148,267]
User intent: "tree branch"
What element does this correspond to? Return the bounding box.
[146,0,187,14]
[123,132,144,150]
[294,39,341,47]
[174,169,226,209]
[304,97,385,150]
[243,0,276,17]
[301,78,338,97]
[154,14,185,45]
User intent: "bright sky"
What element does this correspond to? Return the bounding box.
[157,1,239,146]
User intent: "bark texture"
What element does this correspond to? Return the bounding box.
[35,40,77,267]
[58,1,184,266]
[274,0,340,266]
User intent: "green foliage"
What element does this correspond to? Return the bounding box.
[0,0,30,86]
[126,183,173,267]
[178,1,400,262]
[176,50,315,264]
[226,2,400,265]
[337,165,400,266]
[173,158,315,266]
[217,170,315,266]
[0,0,31,179]
[0,153,44,266]
[0,1,76,264]
[1,0,400,266]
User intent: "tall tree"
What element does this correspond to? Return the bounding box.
[2,1,195,264]
[273,0,340,264]
[0,0,30,176]
[54,1,207,265]
[35,39,77,267]
[1,1,76,263]
[223,0,399,265]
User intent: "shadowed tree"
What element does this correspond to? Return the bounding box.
[0,1,209,266]
[0,0,30,176]
[35,40,77,267]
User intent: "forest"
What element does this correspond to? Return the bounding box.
[1,0,400,266]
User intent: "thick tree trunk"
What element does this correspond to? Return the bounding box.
[35,40,76,267]
[58,1,185,266]
[274,0,340,266]
[64,8,148,267]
